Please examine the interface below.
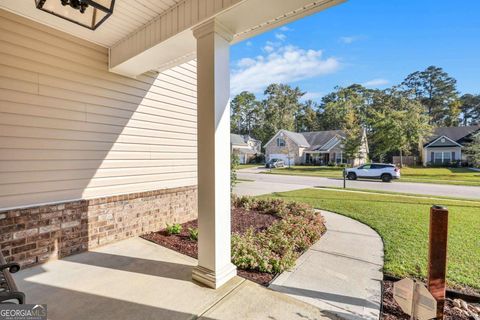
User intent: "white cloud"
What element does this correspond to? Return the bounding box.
[275,33,287,41]
[279,26,292,32]
[263,45,274,53]
[231,45,340,94]
[361,78,389,87]
[245,41,253,46]
[237,58,256,68]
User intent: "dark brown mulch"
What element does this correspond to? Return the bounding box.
[382,280,471,320]
[142,207,280,286]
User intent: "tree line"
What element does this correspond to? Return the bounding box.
[231,66,480,162]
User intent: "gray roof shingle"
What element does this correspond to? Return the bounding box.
[282,130,310,147]
[425,124,480,146]
[301,130,345,151]
[230,134,248,146]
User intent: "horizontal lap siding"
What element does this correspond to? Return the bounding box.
[0,12,198,210]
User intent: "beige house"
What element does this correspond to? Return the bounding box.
[0,0,346,297]
[230,134,261,164]
[265,129,369,166]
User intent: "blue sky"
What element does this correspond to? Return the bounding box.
[230,0,480,101]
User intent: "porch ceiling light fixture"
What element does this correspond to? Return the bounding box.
[35,0,115,30]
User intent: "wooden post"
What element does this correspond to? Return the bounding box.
[427,205,448,319]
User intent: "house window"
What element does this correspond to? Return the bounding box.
[433,151,452,164]
[276,138,286,147]
[335,152,344,164]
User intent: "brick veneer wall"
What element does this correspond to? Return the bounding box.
[0,186,197,267]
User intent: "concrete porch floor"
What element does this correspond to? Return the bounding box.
[13,237,340,320]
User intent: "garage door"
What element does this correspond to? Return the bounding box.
[268,154,294,165]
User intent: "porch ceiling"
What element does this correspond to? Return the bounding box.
[0,0,180,47]
[0,0,345,77]
[110,0,345,77]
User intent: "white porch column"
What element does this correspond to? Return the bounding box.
[192,19,237,289]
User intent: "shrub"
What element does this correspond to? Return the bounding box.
[232,195,317,218]
[230,196,325,274]
[188,227,198,241]
[165,223,182,235]
[231,153,240,187]
[232,195,254,211]
[249,153,265,164]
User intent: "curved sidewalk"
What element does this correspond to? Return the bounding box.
[270,210,384,320]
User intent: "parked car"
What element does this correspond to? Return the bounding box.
[266,159,285,168]
[345,163,400,182]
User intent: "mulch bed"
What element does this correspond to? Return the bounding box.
[142,207,280,286]
[382,280,474,319]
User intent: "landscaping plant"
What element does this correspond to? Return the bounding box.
[165,223,182,235]
[188,227,198,241]
[230,196,325,274]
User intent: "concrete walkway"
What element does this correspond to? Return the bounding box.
[14,237,340,320]
[270,211,384,320]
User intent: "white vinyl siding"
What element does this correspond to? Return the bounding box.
[0,11,197,210]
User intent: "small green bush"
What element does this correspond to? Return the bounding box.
[231,196,325,274]
[188,227,198,241]
[165,223,182,235]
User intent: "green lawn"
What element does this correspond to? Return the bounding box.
[267,166,480,186]
[238,164,263,169]
[262,188,480,292]
[400,167,480,186]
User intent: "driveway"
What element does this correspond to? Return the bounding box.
[235,169,480,199]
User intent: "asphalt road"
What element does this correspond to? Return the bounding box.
[235,169,480,199]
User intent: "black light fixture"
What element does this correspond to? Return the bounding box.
[35,0,115,30]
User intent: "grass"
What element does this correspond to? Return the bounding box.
[267,166,480,186]
[316,186,480,202]
[238,164,263,169]
[399,167,480,186]
[261,188,480,292]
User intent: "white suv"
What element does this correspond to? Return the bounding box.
[345,163,400,182]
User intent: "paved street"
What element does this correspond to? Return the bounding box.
[235,169,480,199]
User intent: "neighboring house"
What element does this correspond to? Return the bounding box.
[264,129,369,166]
[422,124,480,166]
[231,134,262,164]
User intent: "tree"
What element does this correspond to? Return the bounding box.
[445,100,461,127]
[260,83,305,143]
[464,134,480,167]
[460,94,480,125]
[295,100,319,132]
[342,109,363,166]
[368,90,431,165]
[401,66,459,126]
[317,85,375,131]
[230,91,262,136]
